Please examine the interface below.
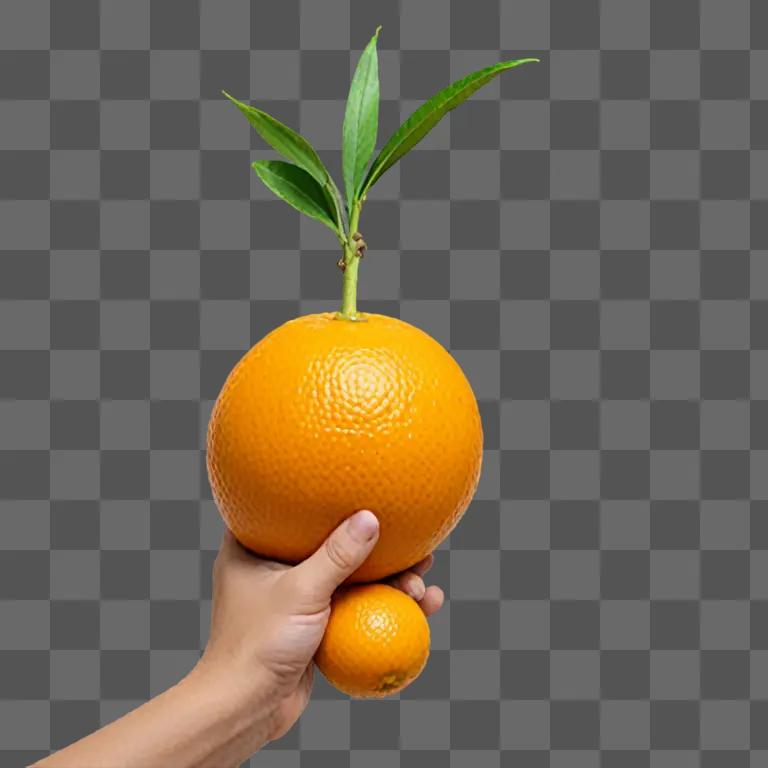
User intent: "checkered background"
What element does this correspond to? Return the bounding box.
[0,0,766,765]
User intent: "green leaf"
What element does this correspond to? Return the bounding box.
[342,27,381,207]
[223,91,330,186]
[360,58,539,196]
[252,160,341,235]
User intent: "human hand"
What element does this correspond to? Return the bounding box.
[198,510,444,743]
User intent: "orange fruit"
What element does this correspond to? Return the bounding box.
[207,311,482,583]
[315,583,430,698]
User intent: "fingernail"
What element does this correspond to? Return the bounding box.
[347,510,379,543]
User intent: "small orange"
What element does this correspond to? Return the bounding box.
[315,583,430,698]
[207,311,482,583]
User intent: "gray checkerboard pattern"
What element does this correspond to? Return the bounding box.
[0,0,766,765]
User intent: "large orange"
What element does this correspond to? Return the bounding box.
[207,311,482,582]
[315,583,430,698]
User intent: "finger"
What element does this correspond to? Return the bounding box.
[410,553,434,577]
[287,510,379,611]
[419,585,444,618]
[389,571,426,601]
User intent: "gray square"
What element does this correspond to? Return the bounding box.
[701,401,749,450]
[552,350,600,399]
[601,101,650,150]
[701,0,749,48]
[650,450,700,500]
[501,300,548,350]
[50,151,99,200]
[51,450,99,500]
[500,701,549,750]
[550,551,599,599]
[0,0,49,49]
[150,51,200,100]
[450,0,501,49]
[651,150,700,199]
[0,500,49,549]
[501,0,549,48]
[702,600,750,650]
[602,501,650,549]
[601,201,651,251]
[651,702,700,749]
[200,0,250,49]
[550,151,599,200]
[500,201,549,250]
[51,549,100,599]
[550,650,599,699]
[602,650,650,699]
[701,200,749,250]
[101,0,149,48]
[446,251,497,301]
[51,0,98,49]
[501,600,548,650]
[651,401,699,449]
[451,650,500,700]
[300,700,350,749]
[101,52,149,100]
[550,701,599,749]
[651,51,701,100]
[651,550,699,599]
[551,0,599,49]
[101,401,150,451]
[51,650,99,700]
[100,501,149,550]
[551,52,599,100]
[450,150,500,201]
[401,202,450,250]
[450,550,499,600]
[500,401,548,450]
[151,0,199,49]
[601,401,650,450]
[0,702,49,750]
[702,101,749,149]
[602,600,650,649]
[501,101,549,150]
[700,501,749,550]
[101,101,149,150]
[51,51,100,99]
[100,600,150,650]
[0,101,49,149]
[100,301,150,350]
[399,701,449,749]
[450,700,499,749]
[601,301,650,350]
[601,701,650,749]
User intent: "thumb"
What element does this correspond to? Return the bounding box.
[287,510,379,612]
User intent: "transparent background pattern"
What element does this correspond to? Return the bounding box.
[0,0,766,765]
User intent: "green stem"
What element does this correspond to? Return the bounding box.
[339,202,362,319]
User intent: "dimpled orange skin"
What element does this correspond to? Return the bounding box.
[315,583,430,697]
[207,312,483,583]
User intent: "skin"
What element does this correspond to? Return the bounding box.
[34,510,443,768]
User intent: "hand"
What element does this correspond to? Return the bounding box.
[199,510,444,742]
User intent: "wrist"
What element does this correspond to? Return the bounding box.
[185,657,280,749]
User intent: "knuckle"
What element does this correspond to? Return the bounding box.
[324,534,353,572]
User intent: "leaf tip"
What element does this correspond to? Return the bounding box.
[374,25,382,38]
[221,90,240,106]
